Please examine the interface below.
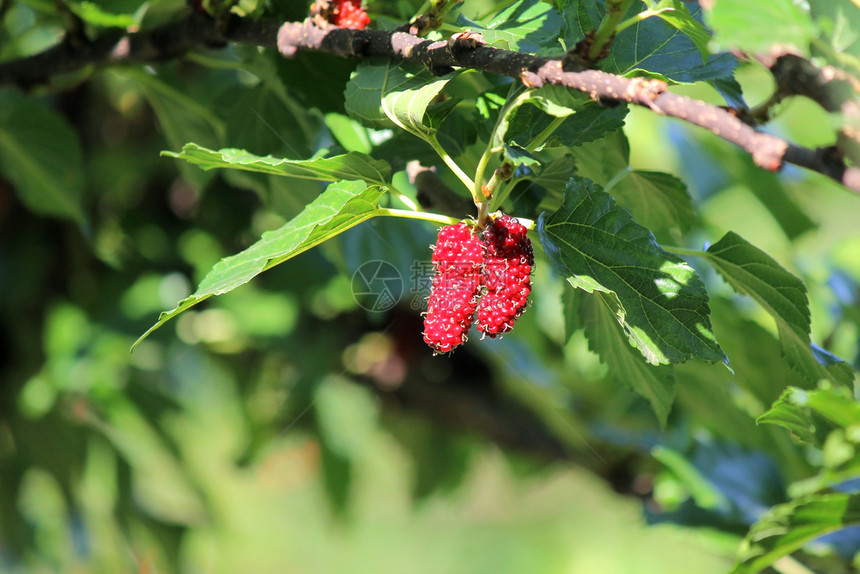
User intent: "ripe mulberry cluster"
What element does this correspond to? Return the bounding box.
[423,215,533,354]
[422,223,486,354]
[476,214,534,338]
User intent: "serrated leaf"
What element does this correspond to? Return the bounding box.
[609,170,694,235]
[733,493,860,574]
[563,0,736,83]
[0,94,85,223]
[579,290,676,425]
[457,0,563,52]
[644,0,711,63]
[344,59,456,138]
[705,0,817,56]
[538,176,726,365]
[163,143,391,185]
[135,180,386,346]
[702,232,853,387]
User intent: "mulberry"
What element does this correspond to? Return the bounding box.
[423,223,485,354]
[476,214,533,337]
[332,0,370,29]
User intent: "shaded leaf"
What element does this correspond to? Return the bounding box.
[538,176,726,365]
[163,143,391,186]
[579,290,676,424]
[0,95,85,223]
[568,128,630,185]
[733,493,860,574]
[135,181,386,346]
[610,170,694,235]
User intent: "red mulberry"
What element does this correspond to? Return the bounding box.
[476,214,533,337]
[332,0,370,29]
[423,223,485,353]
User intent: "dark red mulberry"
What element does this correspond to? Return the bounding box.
[476,214,533,337]
[423,223,485,353]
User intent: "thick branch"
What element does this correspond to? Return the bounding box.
[1,14,858,194]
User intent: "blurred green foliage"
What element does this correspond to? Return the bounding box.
[0,0,859,573]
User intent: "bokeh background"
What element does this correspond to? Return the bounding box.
[2,0,859,572]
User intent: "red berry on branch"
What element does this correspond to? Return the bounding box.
[476,214,533,338]
[423,223,486,354]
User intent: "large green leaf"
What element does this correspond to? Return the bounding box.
[457,0,564,53]
[135,180,386,346]
[579,290,676,425]
[163,143,391,186]
[733,493,860,574]
[642,0,711,62]
[701,232,854,387]
[0,94,85,223]
[705,0,817,56]
[538,176,726,365]
[344,59,456,138]
[562,0,736,83]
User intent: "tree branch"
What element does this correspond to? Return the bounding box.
[2,13,859,195]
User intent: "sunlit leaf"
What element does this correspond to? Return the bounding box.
[344,59,456,138]
[705,0,817,56]
[702,232,853,386]
[163,143,391,186]
[733,493,860,574]
[457,0,564,52]
[538,176,726,365]
[135,180,386,346]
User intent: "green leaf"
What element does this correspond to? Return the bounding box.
[579,290,676,424]
[757,388,819,444]
[163,143,391,186]
[68,1,137,28]
[568,129,630,185]
[733,493,860,574]
[705,0,817,56]
[457,0,564,52]
[563,0,736,83]
[701,232,853,387]
[344,59,456,138]
[609,170,694,235]
[121,69,226,186]
[0,94,85,223]
[135,180,386,346]
[538,176,726,365]
[643,0,711,63]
